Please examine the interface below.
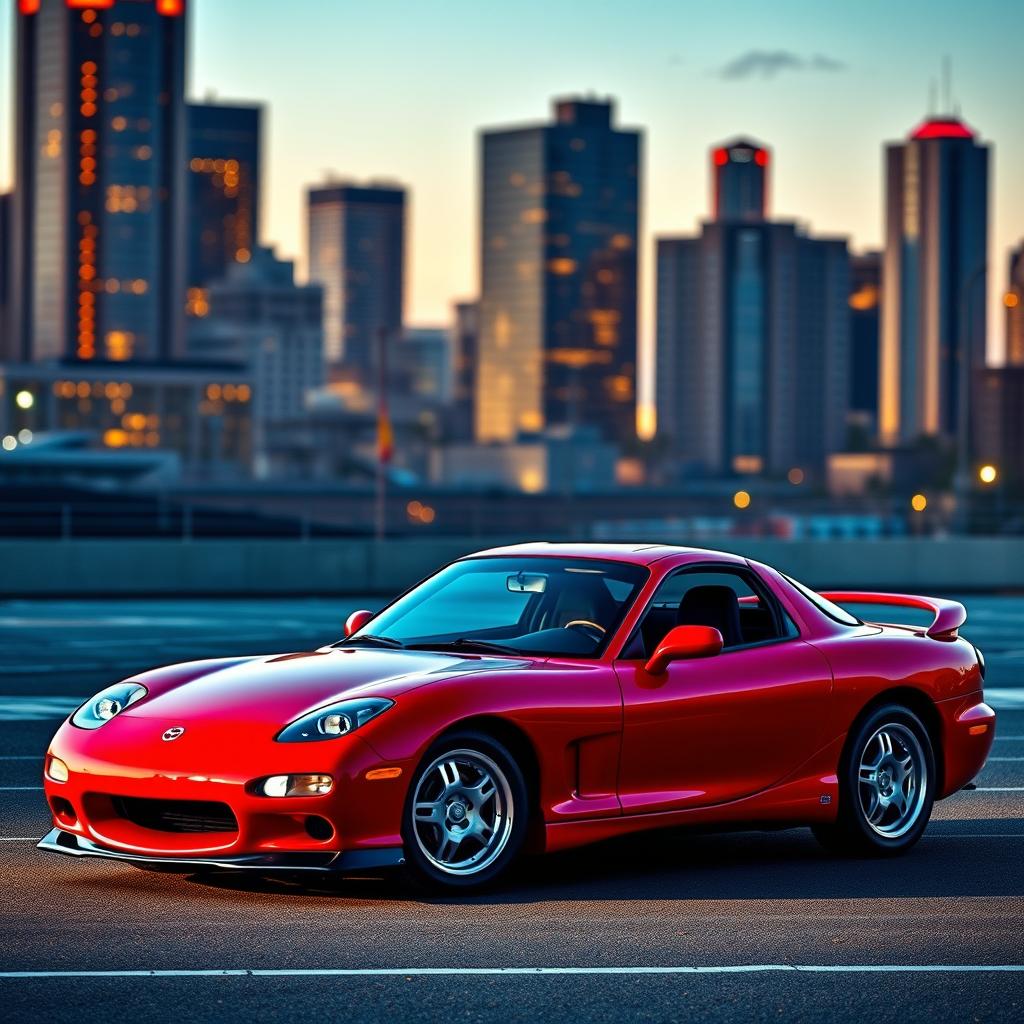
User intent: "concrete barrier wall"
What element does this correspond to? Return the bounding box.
[0,537,1022,595]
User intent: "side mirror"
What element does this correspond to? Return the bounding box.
[344,609,374,637]
[644,625,723,674]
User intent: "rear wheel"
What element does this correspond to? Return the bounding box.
[813,703,935,856]
[402,731,527,891]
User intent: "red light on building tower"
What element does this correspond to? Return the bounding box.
[156,0,186,15]
[754,149,769,166]
[18,0,41,14]
[66,0,117,9]
[713,148,729,167]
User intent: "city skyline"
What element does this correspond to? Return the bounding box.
[2,0,1022,375]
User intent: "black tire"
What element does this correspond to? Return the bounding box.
[401,730,528,891]
[813,703,935,856]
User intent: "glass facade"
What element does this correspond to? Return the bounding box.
[713,138,768,222]
[477,98,640,446]
[13,0,187,364]
[306,184,405,380]
[881,117,989,444]
[186,102,262,298]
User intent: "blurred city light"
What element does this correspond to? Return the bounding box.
[15,390,34,410]
[911,493,928,512]
[733,490,752,510]
[979,464,998,484]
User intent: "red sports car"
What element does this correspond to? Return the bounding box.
[39,543,995,890]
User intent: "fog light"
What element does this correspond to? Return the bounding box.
[46,756,69,783]
[260,773,333,797]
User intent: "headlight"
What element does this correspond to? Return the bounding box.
[71,682,147,730]
[276,697,393,743]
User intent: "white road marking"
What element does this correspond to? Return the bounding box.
[972,787,1024,792]
[985,756,1024,762]
[1,965,1024,979]
[0,786,44,791]
[984,689,1024,709]
[0,755,42,760]
[0,837,40,842]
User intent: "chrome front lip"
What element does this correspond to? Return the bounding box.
[37,827,404,873]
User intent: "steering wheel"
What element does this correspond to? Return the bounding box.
[563,619,606,643]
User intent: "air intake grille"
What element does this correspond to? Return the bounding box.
[112,796,238,834]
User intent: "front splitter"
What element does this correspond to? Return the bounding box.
[37,827,405,873]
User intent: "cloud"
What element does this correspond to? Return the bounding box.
[717,49,846,80]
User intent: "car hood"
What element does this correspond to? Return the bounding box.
[120,647,518,729]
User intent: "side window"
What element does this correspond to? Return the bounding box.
[625,568,797,658]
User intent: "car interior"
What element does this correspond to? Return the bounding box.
[620,570,797,660]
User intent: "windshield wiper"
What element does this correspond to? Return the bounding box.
[342,634,404,649]
[406,638,520,655]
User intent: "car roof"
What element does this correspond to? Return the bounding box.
[464,541,746,568]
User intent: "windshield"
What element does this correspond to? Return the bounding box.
[347,556,649,658]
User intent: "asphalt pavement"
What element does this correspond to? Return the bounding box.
[1,596,1022,1022]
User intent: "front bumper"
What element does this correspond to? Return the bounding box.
[38,826,404,873]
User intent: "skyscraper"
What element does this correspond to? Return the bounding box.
[476,97,641,445]
[186,101,262,301]
[656,141,849,477]
[848,251,882,430]
[12,0,188,364]
[1005,241,1024,367]
[712,137,769,222]
[880,115,989,445]
[306,182,405,381]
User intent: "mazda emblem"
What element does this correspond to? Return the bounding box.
[161,726,185,742]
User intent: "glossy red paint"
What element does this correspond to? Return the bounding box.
[41,543,994,871]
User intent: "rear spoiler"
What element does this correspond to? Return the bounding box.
[819,592,966,641]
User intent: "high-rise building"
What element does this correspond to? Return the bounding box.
[712,137,769,222]
[656,140,849,478]
[476,97,641,445]
[880,115,989,445]
[974,367,1024,487]
[1005,241,1024,367]
[848,251,882,431]
[450,300,479,440]
[0,193,11,360]
[12,0,188,364]
[187,246,324,474]
[186,101,262,302]
[306,182,405,381]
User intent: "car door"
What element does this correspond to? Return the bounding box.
[613,567,834,815]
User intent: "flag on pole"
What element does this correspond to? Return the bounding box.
[377,399,393,465]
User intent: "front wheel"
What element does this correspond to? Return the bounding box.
[402,731,528,891]
[813,703,935,856]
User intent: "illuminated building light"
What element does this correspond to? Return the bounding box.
[733,490,752,510]
[910,493,928,512]
[1,436,17,452]
[787,467,805,485]
[519,468,544,494]
[547,258,577,276]
[1005,292,1020,309]
[636,404,656,441]
[978,464,998,485]
[15,390,35,410]
[235,248,251,263]
[849,284,880,310]
[713,148,729,166]
[910,118,974,140]
[18,429,34,445]
[68,1,116,9]
[18,1,42,15]
[520,208,547,224]
[103,429,128,448]
[732,455,763,475]
[156,0,186,15]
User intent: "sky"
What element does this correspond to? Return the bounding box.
[1,0,1022,382]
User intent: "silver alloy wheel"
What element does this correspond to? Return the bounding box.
[411,748,515,876]
[857,722,928,838]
